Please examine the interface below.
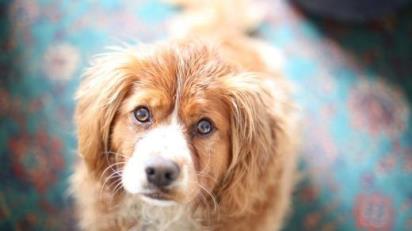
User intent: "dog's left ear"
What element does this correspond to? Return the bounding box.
[75,49,139,178]
[216,72,296,216]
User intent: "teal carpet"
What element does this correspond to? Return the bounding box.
[1,0,412,230]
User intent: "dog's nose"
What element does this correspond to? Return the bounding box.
[145,157,180,188]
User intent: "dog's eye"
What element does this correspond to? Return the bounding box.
[196,118,214,135]
[133,106,151,123]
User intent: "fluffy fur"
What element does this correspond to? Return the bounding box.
[70,1,299,230]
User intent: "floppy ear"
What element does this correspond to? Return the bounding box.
[75,49,139,178]
[216,72,297,217]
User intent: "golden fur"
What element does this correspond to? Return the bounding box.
[71,1,299,230]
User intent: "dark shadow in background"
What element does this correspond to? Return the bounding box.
[290,1,412,100]
[0,1,13,85]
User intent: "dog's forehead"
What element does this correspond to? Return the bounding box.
[137,44,231,99]
[137,43,228,87]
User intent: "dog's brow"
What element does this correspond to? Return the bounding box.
[172,57,186,123]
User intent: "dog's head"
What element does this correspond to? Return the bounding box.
[75,41,286,212]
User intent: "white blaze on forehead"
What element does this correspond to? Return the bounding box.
[121,107,192,196]
[137,121,189,160]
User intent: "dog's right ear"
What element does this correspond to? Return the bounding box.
[215,72,297,217]
[75,49,139,178]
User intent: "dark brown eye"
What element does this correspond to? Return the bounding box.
[196,118,214,135]
[133,106,151,123]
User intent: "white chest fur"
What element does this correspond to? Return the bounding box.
[118,196,202,231]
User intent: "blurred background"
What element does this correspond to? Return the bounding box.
[1,0,412,230]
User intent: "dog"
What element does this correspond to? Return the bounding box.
[70,1,298,230]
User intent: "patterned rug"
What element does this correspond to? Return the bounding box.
[1,0,411,230]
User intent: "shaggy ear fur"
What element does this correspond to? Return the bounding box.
[75,49,139,178]
[215,72,296,218]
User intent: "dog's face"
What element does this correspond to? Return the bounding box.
[111,56,232,205]
[76,41,281,209]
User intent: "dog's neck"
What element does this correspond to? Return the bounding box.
[118,195,204,231]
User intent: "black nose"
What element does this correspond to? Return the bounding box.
[145,157,180,188]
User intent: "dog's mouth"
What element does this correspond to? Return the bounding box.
[142,191,171,201]
[139,186,178,204]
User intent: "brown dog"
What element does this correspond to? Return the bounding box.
[70,1,298,230]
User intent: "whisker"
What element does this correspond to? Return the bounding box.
[110,179,124,204]
[99,162,126,182]
[106,171,124,189]
[99,170,122,199]
[112,179,124,195]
